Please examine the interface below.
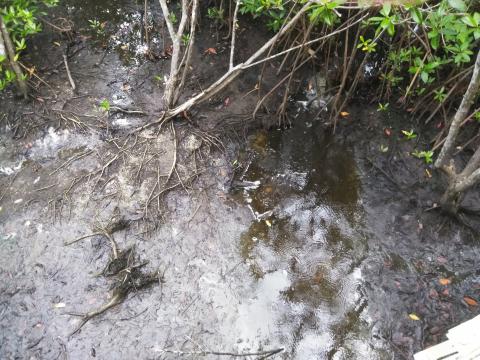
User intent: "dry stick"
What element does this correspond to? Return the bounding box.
[158,348,284,358]
[166,122,177,184]
[144,0,150,47]
[49,150,93,176]
[157,9,368,125]
[64,232,104,246]
[18,61,53,90]
[229,0,240,71]
[253,55,314,119]
[276,32,301,76]
[147,175,192,209]
[0,16,27,98]
[258,3,299,95]
[432,107,480,152]
[277,22,315,125]
[330,18,362,122]
[424,70,472,124]
[333,23,386,130]
[403,52,428,102]
[63,54,76,91]
[412,65,473,115]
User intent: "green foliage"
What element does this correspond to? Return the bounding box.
[88,19,105,36]
[308,1,339,26]
[412,149,434,164]
[433,87,447,102]
[181,33,190,46]
[168,12,177,25]
[357,35,377,53]
[369,3,400,37]
[207,7,224,22]
[377,103,390,111]
[99,99,110,112]
[402,129,417,140]
[372,0,480,106]
[0,0,57,92]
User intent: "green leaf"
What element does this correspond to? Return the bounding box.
[99,99,110,111]
[448,0,466,11]
[420,71,429,83]
[462,15,477,28]
[410,8,422,24]
[382,3,391,17]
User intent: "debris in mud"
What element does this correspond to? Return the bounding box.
[65,215,161,336]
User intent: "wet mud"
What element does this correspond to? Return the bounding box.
[1,1,480,359]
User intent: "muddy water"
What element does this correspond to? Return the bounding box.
[230,120,388,359]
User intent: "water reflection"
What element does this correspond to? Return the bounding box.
[234,120,386,358]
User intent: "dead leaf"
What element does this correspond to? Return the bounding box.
[437,256,447,264]
[409,313,421,321]
[53,41,61,47]
[205,47,217,55]
[439,278,451,286]
[384,128,392,136]
[340,111,349,117]
[464,296,478,306]
[425,169,432,178]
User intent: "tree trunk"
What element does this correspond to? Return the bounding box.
[0,16,28,99]
[434,50,480,214]
[435,50,480,169]
[440,181,463,215]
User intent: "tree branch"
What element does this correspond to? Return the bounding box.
[229,0,241,70]
[435,50,480,169]
[175,0,199,104]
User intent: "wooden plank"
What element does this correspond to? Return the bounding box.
[414,315,480,360]
[414,340,458,360]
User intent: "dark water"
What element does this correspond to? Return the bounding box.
[231,119,389,358]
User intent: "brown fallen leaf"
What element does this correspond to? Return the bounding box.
[439,278,451,286]
[340,111,349,117]
[464,296,478,306]
[205,47,217,55]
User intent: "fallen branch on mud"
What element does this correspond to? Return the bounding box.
[63,54,76,92]
[157,347,284,358]
[66,217,161,336]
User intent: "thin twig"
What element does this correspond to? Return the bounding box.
[157,348,284,358]
[63,54,76,91]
